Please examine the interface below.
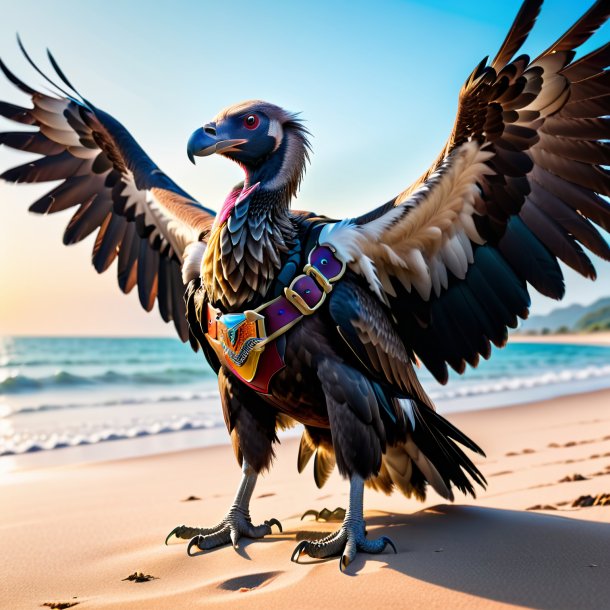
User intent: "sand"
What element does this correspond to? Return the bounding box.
[2,388,610,608]
[510,331,610,346]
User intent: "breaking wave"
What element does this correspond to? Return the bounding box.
[2,390,220,417]
[0,367,213,394]
[428,364,610,401]
[0,416,225,457]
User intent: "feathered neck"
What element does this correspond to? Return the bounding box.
[201,183,296,311]
[201,122,310,311]
[247,120,310,204]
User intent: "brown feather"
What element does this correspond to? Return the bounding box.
[538,0,610,56]
[491,0,543,70]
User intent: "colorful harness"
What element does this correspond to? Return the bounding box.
[205,244,346,394]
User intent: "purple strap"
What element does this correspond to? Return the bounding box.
[206,243,346,393]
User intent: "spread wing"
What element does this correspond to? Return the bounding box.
[0,44,215,345]
[322,0,610,383]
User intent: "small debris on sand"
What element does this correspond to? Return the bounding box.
[526,504,557,511]
[572,493,610,507]
[122,572,158,583]
[182,495,201,502]
[300,507,346,522]
[41,603,79,609]
[559,474,588,483]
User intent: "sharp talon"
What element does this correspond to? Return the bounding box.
[340,554,350,572]
[187,536,201,556]
[382,536,397,554]
[291,541,307,563]
[266,518,283,532]
[301,510,319,521]
[165,526,181,545]
[230,530,240,549]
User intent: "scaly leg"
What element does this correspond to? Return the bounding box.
[291,474,396,571]
[165,461,282,553]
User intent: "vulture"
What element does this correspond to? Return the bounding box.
[2,0,610,570]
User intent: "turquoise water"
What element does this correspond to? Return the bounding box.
[0,336,609,462]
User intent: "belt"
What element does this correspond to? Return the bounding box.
[205,243,346,394]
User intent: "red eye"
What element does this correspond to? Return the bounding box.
[244,114,260,130]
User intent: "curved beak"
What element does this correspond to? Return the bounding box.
[187,124,247,164]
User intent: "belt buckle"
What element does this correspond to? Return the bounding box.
[304,264,332,293]
[284,285,326,315]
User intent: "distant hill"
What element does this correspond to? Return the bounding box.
[518,297,610,333]
[575,305,610,332]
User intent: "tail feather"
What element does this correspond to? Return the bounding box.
[297,430,315,473]
[366,457,396,495]
[405,436,454,501]
[411,401,487,498]
[297,390,486,501]
[313,446,336,488]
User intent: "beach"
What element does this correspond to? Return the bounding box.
[510,331,610,347]
[3,335,610,464]
[2,341,610,609]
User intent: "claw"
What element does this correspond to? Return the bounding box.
[165,524,204,544]
[165,526,181,545]
[291,541,308,563]
[230,529,240,549]
[187,536,201,556]
[293,522,395,568]
[300,509,319,521]
[265,518,283,533]
[382,536,397,554]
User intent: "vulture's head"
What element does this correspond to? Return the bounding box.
[187,100,311,199]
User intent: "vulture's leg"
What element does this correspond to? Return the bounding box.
[165,460,282,552]
[291,474,395,570]
[292,360,396,569]
[166,368,282,552]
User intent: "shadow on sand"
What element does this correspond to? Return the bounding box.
[357,505,610,609]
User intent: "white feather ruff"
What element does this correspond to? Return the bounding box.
[182,241,206,284]
[321,141,494,302]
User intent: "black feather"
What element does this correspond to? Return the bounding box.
[499,217,565,299]
[0,130,64,155]
[137,238,159,311]
[63,192,112,245]
[1,150,86,183]
[29,175,102,214]
[117,224,139,294]
[521,199,596,278]
[92,213,127,273]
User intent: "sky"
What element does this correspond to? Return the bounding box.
[0,0,609,337]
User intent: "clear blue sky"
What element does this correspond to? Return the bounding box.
[0,0,609,336]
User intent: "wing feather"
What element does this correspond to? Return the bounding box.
[331,2,610,382]
[1,49,216,344]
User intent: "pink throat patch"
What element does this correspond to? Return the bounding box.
[215,182,260,228]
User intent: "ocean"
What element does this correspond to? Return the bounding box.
[1,336,609,471]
